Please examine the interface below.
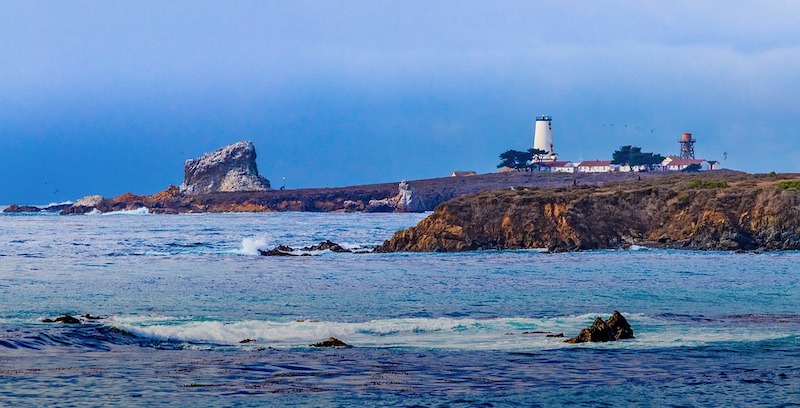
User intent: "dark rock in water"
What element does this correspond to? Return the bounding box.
[310,337,352,348]
[82,314,105,320]
[239,338,256,344]
[565,310,635,344]
[4,204,43,213]
[565,317,612,343]
[605,310,635,340]
[4,203,72,213]
[303,240,351,253]
[259,245,296,256]
[546,333,565,338]
[259,241,354,256]
[179,141,271,195]
[42,315,81,324]
[109,326,134,336]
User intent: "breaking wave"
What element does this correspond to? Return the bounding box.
[96,313,797,351]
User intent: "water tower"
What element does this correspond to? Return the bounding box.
[533,115,557,162]
[679,132,695,160]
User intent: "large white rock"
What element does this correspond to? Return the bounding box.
[179,141,271,195]
[73,195,104,207]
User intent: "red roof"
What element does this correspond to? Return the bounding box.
[539,161,572,167]
[665,159,706,167]
[577,160,612,167]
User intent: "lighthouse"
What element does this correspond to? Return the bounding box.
[533,115,557,162]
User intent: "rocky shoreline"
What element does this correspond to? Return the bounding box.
[376,172,800,252]
[4,170,677,215]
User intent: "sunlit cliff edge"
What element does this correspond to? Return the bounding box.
[376,173,800,252]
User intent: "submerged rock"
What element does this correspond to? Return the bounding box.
[179,141,271,195]
[310,337,352,348]
[42,315,81,324]
[564,310,635,344]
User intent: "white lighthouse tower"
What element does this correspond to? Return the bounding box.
[533,115,557,162]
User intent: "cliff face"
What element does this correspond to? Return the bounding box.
[377,175,800,252]
[179,141,271,195]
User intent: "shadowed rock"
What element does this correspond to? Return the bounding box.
[42,315,81,324]
[310,337,352,348]
[565,310,635,344]
[4,203,72,213]
[259,241,354,256]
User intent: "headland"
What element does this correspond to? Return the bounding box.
[376,172,800,252]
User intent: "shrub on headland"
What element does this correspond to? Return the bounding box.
[775,180,800,190]
[687,179,728,189]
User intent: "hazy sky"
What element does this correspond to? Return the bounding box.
[2,1,799,203]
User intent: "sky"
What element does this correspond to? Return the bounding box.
[2,1,800,204]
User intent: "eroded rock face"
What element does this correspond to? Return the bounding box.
[395,181,428,212]
[179,141,271,195]
[376,176,800,252]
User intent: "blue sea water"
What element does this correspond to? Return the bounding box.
[1,210,799,406]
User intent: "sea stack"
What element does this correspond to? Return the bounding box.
[179,141,271,195]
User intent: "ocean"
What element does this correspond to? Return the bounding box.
[1,210,799,406]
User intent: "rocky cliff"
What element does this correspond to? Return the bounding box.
[179,141,270,195]
[377,174,800,252]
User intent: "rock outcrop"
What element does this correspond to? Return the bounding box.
[258,240,352,256]
[179,141,271,195]
[565,311,635,344]
[310,337,352,348]
[376,174,800,252]
[3,203,72,213]
[42,315,82,324]
[360,181,431,212]
[74,195,104,207]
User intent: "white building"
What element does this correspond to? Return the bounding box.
[576,160,613,173]
[618,163,662,172]
[537,161,575,173]
[661,157,719,171]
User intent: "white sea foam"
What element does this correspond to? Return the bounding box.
[235,237,270,255]
[85,207,151,216]
[104,314,794,351]
[103,207,150,216]
[44,200,73,207]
